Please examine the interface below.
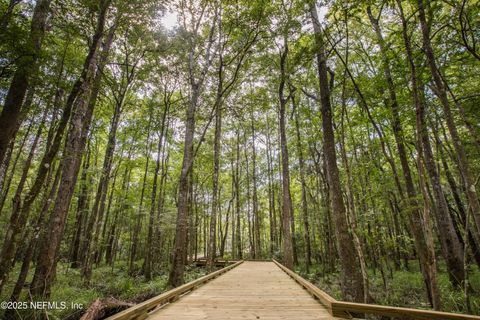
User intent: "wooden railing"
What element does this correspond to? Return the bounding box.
[272,259,345,317]
[193,258,239,267]
[105,260,243,320]
[273,259,480,320]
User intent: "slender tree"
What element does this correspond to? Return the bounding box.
[309,2,365,302]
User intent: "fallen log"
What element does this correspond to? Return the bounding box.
[80,297,134,320]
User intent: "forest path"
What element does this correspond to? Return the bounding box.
[148,261,336,320]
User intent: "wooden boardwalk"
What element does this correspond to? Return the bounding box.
[148,261,336,320]
[108,260,480,320]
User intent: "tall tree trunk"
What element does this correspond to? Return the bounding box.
[244,136,254,258]
[433,118,480,267]
[0,141,15,210]
[278,35,294,269]
[105,174,122,266]
[1,18,110,294]
[82,80,123,281]
[130,111,153,273]
[5,161,61,316]
[0,0,51,165]
[328,34,405,200]
[292,91,312,270]
[235,129,242,259]
[266,118,277,256]
[338,80,370,303]
[251,114,261,259]
[369,5,440,308]
[0,106,46,292]
[169,4,218,286]
[396,0,465,288]
[0,88,67,292]
[310,3,364,302]
[169,83,199,286]
[70,144,91,268]
[145,102,169,280]
[75,20,117,267]
[231,151,236,260]
[30,1,111,298]
[154,127,170,266]
[0,87,35,212]
[223,156,235,258]
[220,199,231,258]
[0,66,70,274]
[102,164,120,265]
[207,95,222,269]
[416,0,480,238]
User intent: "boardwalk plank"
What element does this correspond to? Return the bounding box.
[149,261,336,320]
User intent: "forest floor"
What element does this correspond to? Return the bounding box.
[2,259,479,319]
[299,259,480,315]
[0,261,214,320]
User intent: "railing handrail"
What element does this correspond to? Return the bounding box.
[331,301,480,320]
[272,259,338,315]
[272,259,480,320]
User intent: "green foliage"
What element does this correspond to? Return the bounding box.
[1,0,479,316]
[300,260,480,314]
